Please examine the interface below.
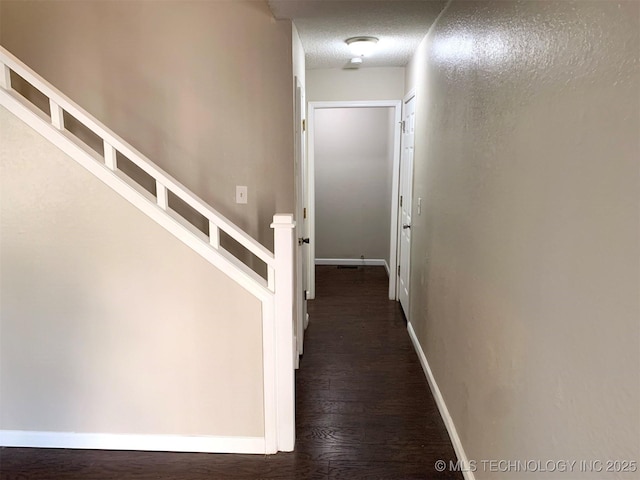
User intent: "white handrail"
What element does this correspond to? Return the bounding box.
[0,46,274,273]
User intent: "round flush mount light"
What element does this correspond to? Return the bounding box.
[346,36,379,57]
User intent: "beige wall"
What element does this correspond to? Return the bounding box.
[0,0,294,251]
[307,67,405,102]
[0,106,264,437]
[406,1,640,477]
[314,107,394,264]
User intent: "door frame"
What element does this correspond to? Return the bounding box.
[293,77,306,366]
[396,89,416,314]
[307,100,402,300]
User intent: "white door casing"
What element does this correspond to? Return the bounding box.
[398,92,415,317]
[307,101,402,301]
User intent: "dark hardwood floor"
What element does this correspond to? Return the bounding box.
[0,266,461,479]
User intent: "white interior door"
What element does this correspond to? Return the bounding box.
[398,93,415,317]
[294,78,308,364]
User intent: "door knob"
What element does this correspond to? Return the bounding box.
[298,237,310,245]
[402,224,411,229]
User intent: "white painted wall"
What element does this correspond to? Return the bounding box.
[314,107,394,265]
[292,24,305,94]
[405,0,640,476]
[0,106,264,439]
[306,67,405,102]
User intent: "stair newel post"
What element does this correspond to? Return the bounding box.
[271,213,296,452]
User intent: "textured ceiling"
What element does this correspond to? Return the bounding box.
[268,0,448,69]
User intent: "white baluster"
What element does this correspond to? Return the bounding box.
[104,141,117,170]
[0,63,11,90]
[156,181,168,210]
[270,213,296,452]
[209,220,220,249]
[49,99,64,130]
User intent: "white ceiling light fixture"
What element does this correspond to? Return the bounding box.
[350,57,363,65]
[346,36,379,57]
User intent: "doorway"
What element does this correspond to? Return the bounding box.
[307,101,402,300]
[397,91,415,317]
[294,77,308,365]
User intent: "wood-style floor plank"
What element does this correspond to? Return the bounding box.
[0,266,461,479]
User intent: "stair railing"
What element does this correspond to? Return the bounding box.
[0,45,295,454]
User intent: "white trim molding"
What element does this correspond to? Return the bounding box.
[270,214,296,452]
[307,100,402,301]
[315,258,386,267]
[315,258,391,276]
[407,322,476,480]
[0,430,266,454]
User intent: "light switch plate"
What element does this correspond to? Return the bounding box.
[236,185,248,204]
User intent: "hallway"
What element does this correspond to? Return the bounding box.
[295,265,462,478]
[0,266,462,479]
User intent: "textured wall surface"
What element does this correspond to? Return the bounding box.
[0,106,264,437]
[314,107,395,263]
[406,1,639,477]
[0,0,294,250]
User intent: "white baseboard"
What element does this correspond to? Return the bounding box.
[0,430,266,454]
[407,323,476,480]
[315,259,390,277]
[315,258,387,268]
